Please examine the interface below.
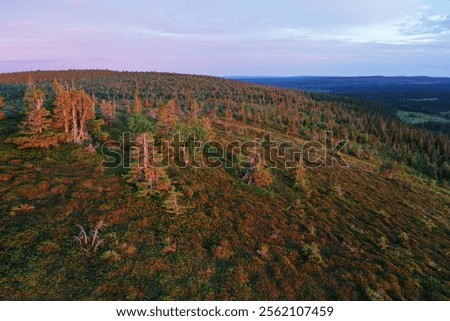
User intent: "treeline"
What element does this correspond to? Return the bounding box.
[0,70,448,182]
[5,80,105,148]
[414,121,450,135]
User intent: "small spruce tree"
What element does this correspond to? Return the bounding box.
[163,186,185,215]
[133,89,143,114]
[15,87,58,148]
[0,96,5,120]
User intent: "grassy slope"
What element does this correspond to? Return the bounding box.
[0,76,449,300]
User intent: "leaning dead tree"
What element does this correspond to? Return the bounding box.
[125,132,171,196]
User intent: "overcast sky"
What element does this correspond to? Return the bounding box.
[1,0,449,76]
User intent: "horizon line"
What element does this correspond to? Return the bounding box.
[0,69,449,79]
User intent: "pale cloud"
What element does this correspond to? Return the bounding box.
[116,1,450,46]
[275,13,450,45]
[428,14,447,22]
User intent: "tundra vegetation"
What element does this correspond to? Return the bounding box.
[0,70,448,300]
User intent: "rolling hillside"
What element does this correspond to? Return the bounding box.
[0,70,448,300]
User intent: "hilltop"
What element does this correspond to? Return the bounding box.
[0,70,448,300]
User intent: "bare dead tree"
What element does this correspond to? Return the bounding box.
[74,220,106,254]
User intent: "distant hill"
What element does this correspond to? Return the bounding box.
[229,75,450,94]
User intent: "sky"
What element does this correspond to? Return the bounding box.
[1,0,450,76]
